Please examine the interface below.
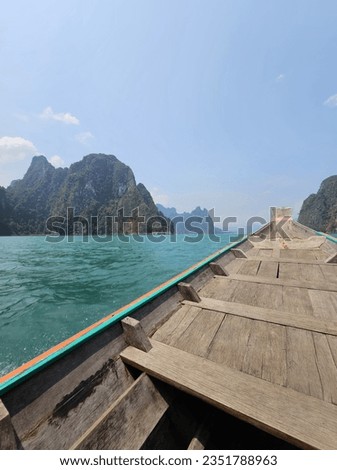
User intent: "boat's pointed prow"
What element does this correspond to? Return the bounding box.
[270,206,293,221]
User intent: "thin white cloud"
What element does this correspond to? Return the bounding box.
[49,155,65,168]
[75,131,94,144]
[0,136,37,164]
[40,106,80,125]
[276,74,285,82]
[324,94,337,107]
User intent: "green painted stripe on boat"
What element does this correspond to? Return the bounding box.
[0,235,247,396]
[316,231,337,244]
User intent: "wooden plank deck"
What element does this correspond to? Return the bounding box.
[139,226,337,449]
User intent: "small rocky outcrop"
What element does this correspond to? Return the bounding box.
[298,176,337,232]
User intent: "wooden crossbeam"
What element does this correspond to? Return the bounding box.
[183,297,337,337]
[247,256,337,266]
[217,273,337,293]
[120,340,337,449]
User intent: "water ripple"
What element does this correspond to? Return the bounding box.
[0,234,231,376]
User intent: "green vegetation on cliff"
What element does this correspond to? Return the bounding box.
[2,154,170,235]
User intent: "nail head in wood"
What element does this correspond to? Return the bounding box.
[121,317,152,352]
[231,248,248,259]
[0,399,17,450]
[209,263,229,276]
[178,282,201,303]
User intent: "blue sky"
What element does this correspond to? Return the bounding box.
[1,0,337,224]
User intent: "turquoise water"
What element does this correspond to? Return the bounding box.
[0,233,232,376]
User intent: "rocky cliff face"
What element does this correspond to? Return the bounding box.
[0,186,11,235]
[298,176,337,232]
[4,154,170,235]
[7,156,68,234]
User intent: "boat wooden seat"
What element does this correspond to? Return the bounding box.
[121,340,337,449]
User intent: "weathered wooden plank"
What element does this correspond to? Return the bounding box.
[227,278,260,307]
[279,250,298,259]
[244,247,260,257]
[71,374,168,450]
[272,247,280,258]
[24,357,135,450]
[282,286,314,316]
[207,315,254,371]
[224,273,337,293]
[237,260,261,276]
[278,249,326,261]
[256,261,279,278]
[312,333,337,404]
[183,297,337,337]
[241,321,287,386]
[6,283,182,442]
[121,340,337,449]
[256,248,274,258]
[0,399,17,450]
[248,256,337,266]
[286,328,323,400]
[253,283,283,310]
[223,258,246,275]
[198,277,239,302]
[295,250,317,261]
[171,309,225,357]
[227,280,284,311]
[320,264,337,280]
[313,250,329,261]
[309,291,337,322]
[278,263,302,281]
[326,336,337,372]
[299,264,325,283]
[122,317,152,352]
[152,305,201,346]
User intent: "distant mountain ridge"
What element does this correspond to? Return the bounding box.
[1,154,170,235]
[298,175,337,232]
[156,204,220,234]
